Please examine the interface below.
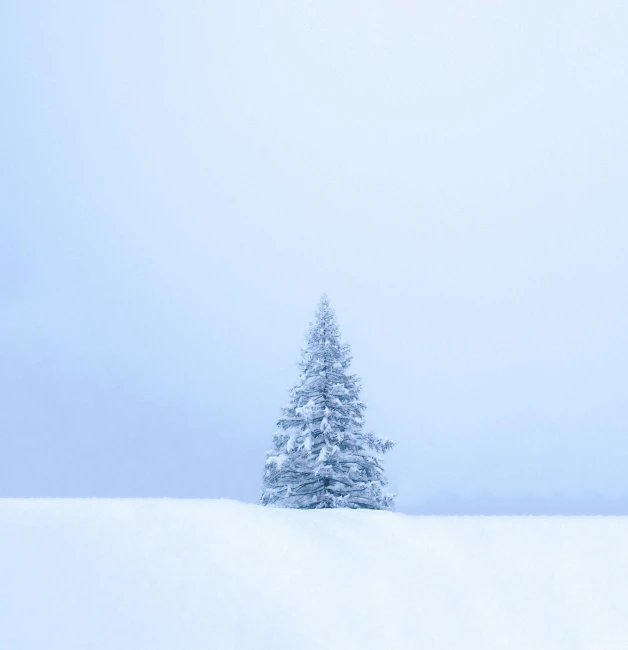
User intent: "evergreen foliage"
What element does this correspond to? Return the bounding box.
[261,295,395,509]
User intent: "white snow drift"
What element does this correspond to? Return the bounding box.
[1,499,628,650]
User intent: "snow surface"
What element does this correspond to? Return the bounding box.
[1,499,628,650]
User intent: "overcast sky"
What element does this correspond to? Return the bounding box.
[2,1,627,513]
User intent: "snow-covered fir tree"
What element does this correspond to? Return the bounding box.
[261,295,395,509]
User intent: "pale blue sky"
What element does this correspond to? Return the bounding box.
[1,1,627,513]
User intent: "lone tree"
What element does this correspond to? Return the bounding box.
[261,295,395,509]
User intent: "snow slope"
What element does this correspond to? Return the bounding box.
[1,499,627,650]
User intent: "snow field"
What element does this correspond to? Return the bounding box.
[1,498,628,650]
